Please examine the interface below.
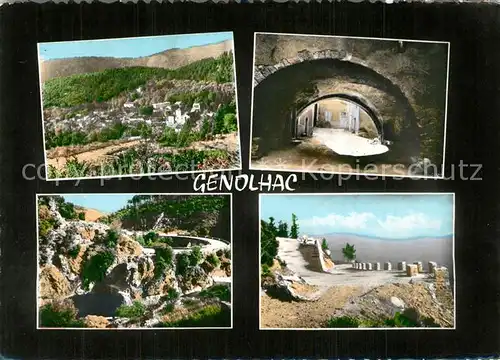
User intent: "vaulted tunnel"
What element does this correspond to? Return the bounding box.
[251,58,423,164]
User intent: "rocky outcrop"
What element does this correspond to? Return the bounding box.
[39,265,71,300]
[84,315,110,328]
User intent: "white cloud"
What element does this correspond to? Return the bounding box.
[299,212,375,230]
[299,211,442,237]
[377,213,441,233]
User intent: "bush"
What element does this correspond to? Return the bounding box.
[139,105,154,116]
[161,287,180,302]
[67,245,81,259]
[154,246,174,279]
[134,235,145,246]
[39,217,58,238]
[144,231,159,246]
[58,201,77,220]
[261,264,271,277]
[199,284,230,302]
[159,304,230,328]
[326,316,361,328]
[384,312,419,327]
[189,246,204,266]
[223,113,238,133]
[115,301,146,320]
[39,302,85,328]
[81,251,115,290]
[161,303,176,314]
[175,253,191,276]
[104,229,119,248]
[206,253,221,268]
[78,212,86,221]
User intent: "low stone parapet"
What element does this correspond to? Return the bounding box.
[428,261,438,274]
[406,264,418,277]
[398,261,406,271]
[413,261,423,273]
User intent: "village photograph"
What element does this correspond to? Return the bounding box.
[38,32,241,180]
[37,193,232,329]
[250,33,449,178]
[259,193,455,329]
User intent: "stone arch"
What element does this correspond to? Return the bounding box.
[251,55,421,160]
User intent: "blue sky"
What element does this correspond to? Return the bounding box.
[62,194,134,214]
[38,32,233,60]
[260,194,454,240]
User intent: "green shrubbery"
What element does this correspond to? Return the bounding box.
[205,253,221,268]
[175,253,191,276]
[144,231,159,246]
[81,251,115,290]
[43,52,234,108]
[154,246,174,279]
[47,148,232,179]
[159,304,230,328]
[199,284,230,302]
[78,212,86,220]
[139,105,154,116]
[67,245,81,259]
[39,302,85,328]
[115,301,147,320]
[189,246,204,266]
[325,312,421,328]
[103,229,119,248]
[39,217,58,238]
[161,287,180,302]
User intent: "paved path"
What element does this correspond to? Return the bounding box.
[312,128,388,156]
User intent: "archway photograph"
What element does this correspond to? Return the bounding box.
[259,193,455,330]
[250,33,450,179]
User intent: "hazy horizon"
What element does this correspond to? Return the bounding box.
[323,233,454,273]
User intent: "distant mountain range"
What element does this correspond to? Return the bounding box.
[321,232,454,273]
[39,39,233,82]
[316,232,454,241]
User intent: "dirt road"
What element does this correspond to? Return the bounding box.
[47,140,142,170]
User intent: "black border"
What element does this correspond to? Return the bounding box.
[0,2,499,358]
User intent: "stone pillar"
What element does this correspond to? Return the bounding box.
[355,263,359,270]
[414,261,423,273]
[406,264,418,277]
[398,261,406,271]
[367,263,373,271]
[428,261,437,274]
[374,262,381,271]
[362,263,367,270]
[384,262,392,271]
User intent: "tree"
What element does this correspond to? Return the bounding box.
[290,213,299,239]
[260,219,279,266]
[342,243,356,262]
[321,238,329,251]
[277,221,289,238]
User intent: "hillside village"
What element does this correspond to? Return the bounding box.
[40,42,240,179]
[38,195,232,329]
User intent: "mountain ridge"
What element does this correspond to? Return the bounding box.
[307,232,453,241]
[40,39,233,82]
